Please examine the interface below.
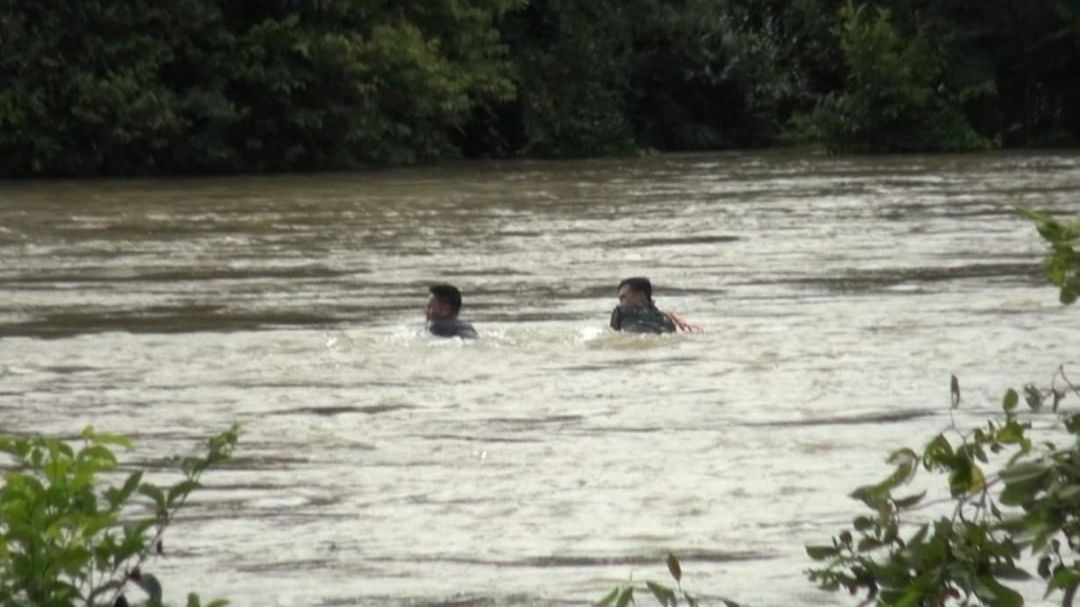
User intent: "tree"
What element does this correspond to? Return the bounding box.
[805,1,988,152]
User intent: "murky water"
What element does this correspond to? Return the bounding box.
[2,151,1079,606]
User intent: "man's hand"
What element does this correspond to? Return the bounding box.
[664,311,702,333]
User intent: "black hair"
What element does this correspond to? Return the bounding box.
[429,284,463,315]
[618,277,653,299]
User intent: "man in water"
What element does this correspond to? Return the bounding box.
[610,277,699,334]
[426,284,478,339]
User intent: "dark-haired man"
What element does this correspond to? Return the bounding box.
[426,284,478,339]
[610,277,699,334]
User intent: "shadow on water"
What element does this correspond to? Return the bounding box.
[0,266,349,284]
[603,235,742,248]
[395,549,773,568]
[744,409,937,427]
[269,404,417,416]
[785,262,1043,294]
[0,309,344,338]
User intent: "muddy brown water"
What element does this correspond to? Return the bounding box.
[1,151,1079,606]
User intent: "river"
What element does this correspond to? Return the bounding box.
[1,151,1078,606]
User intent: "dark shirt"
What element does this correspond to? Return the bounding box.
[427,318,478,339]
[609,303,676,334]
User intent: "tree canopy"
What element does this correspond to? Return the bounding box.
[2,0,1078,176]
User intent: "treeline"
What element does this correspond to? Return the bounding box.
[1,0,1078,177]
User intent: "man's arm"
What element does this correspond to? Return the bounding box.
[663,311,702,333]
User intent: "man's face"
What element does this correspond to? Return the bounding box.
[426,295,454,321]
[617,284,648,307]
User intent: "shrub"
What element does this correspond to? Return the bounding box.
[806,1,988,153]
[0,425,238,607]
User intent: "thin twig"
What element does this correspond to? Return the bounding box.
[105,464,208,606]
[1057,365,1080,400]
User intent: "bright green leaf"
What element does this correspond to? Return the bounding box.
[1003,388,1019,413]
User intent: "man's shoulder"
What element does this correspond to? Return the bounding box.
[611,304,675,334]
[428,318,478,339]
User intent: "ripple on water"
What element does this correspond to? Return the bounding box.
[1,152,1077,606]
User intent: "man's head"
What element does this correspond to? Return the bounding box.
[427,284,463,321]
[617,277,653,307]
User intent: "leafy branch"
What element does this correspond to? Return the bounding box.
[806,373,1080,607]
[1019,207,1080,305]
[0,425,238,607]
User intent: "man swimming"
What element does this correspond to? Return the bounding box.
[609,277,700,334]
[426,284,478,339]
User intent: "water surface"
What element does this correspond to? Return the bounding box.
[2,151,1079,606]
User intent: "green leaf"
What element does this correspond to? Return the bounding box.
[1003,388,1019,413]
[614,586,634,607]
[136,572,163,604]
[666,552,682,584]
[81,425,134,449]
[990,563,1032,581]
[923,435,953,468]
[1049,567,1080,590]
[996,421,1026,444]
[107,471,144,510]
[893,491,926,509]
[187,593,202,607]
[646,581,676,607]
[907,524,929,547]
[138,483,167,513]
[948,459,985,496]
[806,545,839,560]
[124,518,157,541]
[1038,556,1053,579]
[973,575,1022,607]
[968,463,986,493]
[1000,461,1051,483]
[166,480,201,507]
[1025,385,1044,410]
[76,442,119,470]
[856,537,882,552]
[894,584,927,607]
[887,448,918,466]
[595,587,620,607]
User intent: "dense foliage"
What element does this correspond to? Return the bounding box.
[0,0,519,175]
[1,0,1078,176]
[0,425,238,606]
